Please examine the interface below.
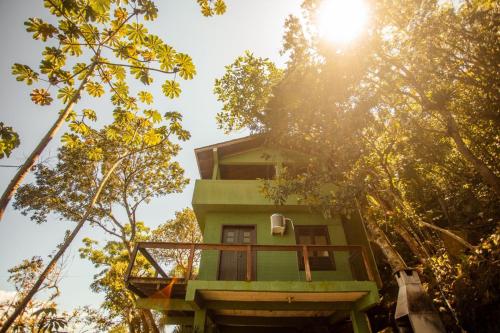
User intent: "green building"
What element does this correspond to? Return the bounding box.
[125,135,381,333]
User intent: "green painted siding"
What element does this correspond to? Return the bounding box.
[197,211,353,281]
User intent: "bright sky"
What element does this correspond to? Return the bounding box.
[0,0,302,315]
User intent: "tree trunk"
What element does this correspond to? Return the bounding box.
[419,221,475,251]
[0,153,121,333]
[141,309,160,333]
[393,223,430,263]
[364,218,408,272]
[445,111,500,196]
[0,62,97,221]
[356,199,407,272]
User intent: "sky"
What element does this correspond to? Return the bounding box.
[0,0,302,316]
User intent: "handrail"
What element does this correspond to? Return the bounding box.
[125,242,375,285]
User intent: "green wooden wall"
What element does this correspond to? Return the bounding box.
[197,211,353,281]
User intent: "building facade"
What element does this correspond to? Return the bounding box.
[126,136,381,333]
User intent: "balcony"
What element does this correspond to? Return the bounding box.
[125,242,379,329]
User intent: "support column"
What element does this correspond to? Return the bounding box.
[350,310,372,333]
[194,308,207,333]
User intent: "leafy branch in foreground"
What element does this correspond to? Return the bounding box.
[3,106,189,332]
[0,123,20,159]
[0,0,225,220]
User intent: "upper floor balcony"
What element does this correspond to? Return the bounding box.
[125,241,379,311]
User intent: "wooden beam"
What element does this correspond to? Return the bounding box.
[126,282,146,298]
[211,147,219,180]
[160,316,193,325]
[138,247,168,279]
[135,241,364,253]
[204,301,353,311]
[128,277,171,284]
[214,315,326,327]
[360,247,374,282]
[136,298,194,311]
[246,245,252,282]
[124,244,139,282]
[302,245,312,282]
[186,244,195,280]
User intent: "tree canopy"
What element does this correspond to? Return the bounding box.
[214,0,499,331]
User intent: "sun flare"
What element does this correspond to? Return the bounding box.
[317,0,369,43]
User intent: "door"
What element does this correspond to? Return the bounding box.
[218,226,256,280]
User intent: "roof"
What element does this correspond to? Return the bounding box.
[194,135,266,179]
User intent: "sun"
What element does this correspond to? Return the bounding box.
[316,0,369,43]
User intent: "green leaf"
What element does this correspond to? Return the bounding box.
[144,109,162,123]
[87,147,104,161]
[164,111,182,121]
[73,63,90,80]
[86,82,105,97]
[138,91,153,105]
[24,18,58,41]
[57,86,77,104]
[69,121,90,135]
[0,122,20,159]
[143,129,161,145]
[30,88,53,106]
[83,109,97,121]
[43,47,66,67]
[157,45,176,72]
[175,53,196,80]
[61,133,80,148]
[214,0,227,15]
[162,80,181,99]
[62,38,83,56]
[125,23,148,44]
[139,0,158,21]
[11,64,39,85]
[89,0,111,15]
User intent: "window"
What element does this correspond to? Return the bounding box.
[295,226,336,271]
[219,164,275,180]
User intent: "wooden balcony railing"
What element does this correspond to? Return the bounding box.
[124,242,376,286]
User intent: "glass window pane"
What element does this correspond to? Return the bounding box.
[298,235,311,244]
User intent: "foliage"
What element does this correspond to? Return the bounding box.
[14,107,189,225]
[79,223,155,332]
[0,0,226,221]
[453,228,500,332]
[0,257,75,332]
[12,0,208,110]
[214,0,499,330]
[0,123,20,159]
[13,105,189,330]
[151,208,202,278]
[214,51,283,133]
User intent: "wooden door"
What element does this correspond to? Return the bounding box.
[219,226,256,280]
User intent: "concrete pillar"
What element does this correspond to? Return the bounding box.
[193,308,207,333]
[350,310,372,333]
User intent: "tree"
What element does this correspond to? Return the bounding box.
[79,223,159,332]
[0,0,226,220]
[214,0,498,330]
[2,105,189,332]
[78,208,202,331]
[0,257,76,332]
[151,208,203,278]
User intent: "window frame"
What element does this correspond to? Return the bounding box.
[294,225,336,271]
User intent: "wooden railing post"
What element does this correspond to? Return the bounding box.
[246,245,252,281]
[124,244,139,283]
[186,244,196,280]
[360,246,375,282]
[302,245,312,282]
